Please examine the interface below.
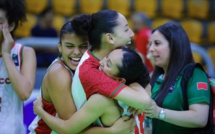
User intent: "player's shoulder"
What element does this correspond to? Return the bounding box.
[47,61,71,82]
[22,46,36,57]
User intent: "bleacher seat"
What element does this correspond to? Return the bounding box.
[25,0,48,14]
[134,0,157,18]
[187,0,209,19]
[161,0,184,19]
[52,15,66,35]
[208,21,215,45]
[180,19,203,44]
[79,0,103,14]
[107,0,131,17]
[14,13,37,38]
[192,51,202,63]
[152,18,172,29]
[52,0,76,16]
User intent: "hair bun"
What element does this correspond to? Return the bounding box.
[72,14,92,36]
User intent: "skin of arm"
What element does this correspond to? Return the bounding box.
[145,100,209,128]
[127,84,152,115]
[34,94,135,134]
[81,116,135,134]
[1,24,36,100]
[45,64,76,119]
[145,84,152,96]
[115,83,152,111]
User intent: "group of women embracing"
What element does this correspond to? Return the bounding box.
[29,9,210,134]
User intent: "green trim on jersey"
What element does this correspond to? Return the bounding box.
[89,50,100,61]
[151,68,210,134]
[110,84,125,98]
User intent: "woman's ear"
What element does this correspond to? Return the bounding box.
[105,33,114,44]
[118,77,126,84]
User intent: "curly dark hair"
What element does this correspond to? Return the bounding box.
[0,0,26,31]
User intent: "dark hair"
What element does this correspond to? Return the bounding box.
[0,0,26,31]
[59,16,89,43]
[150,21,194,106]
[117,47,150,88]
[59,21,74,43]
[72,10,119,50]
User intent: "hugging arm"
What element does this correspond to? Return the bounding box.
[115,83,152,111]
[34,94,134,134]
[81,116,134,134]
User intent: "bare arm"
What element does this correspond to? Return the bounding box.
[115,83,152,111]
[2,24,36,100]
[34,94,132,134]
[145,100,209,128]
[47,66,76,119]
[81,116,135,134]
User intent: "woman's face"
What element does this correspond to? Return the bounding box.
[111,13,134,48]
[148,30,170,70]
[99,49,123,80]
[59,33,88,70]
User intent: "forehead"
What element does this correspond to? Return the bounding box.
[150,30,166,41]
[61,33,88,45]
[114,13,128,30]
[108,49,123,65]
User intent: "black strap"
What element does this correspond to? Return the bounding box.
[180,63,204,110]
[181,63,215,134]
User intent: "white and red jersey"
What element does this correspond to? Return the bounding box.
[72,50,126,110]
[72,50,144,134]
[29,97,57,134]
[28,58,74,134]
[0,43,25,134]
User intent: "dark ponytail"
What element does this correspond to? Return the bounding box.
[71,10,119,50]
[136,65,150,88]
[59,16,90,44]
[71,14,92,37]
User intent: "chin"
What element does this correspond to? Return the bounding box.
[155,64,164,69]
[69,65,77,71]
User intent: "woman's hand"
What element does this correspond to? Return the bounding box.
[144,100,161,119]
[33,97,44,116]
[111,116,136,134]
[128,107,143,115]
[1,23,14,54]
